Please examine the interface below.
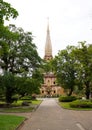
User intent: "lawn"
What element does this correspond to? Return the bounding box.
[0,107,34,113]
[32,100,42,105]
[0,115,25,130]
[0,100,42,130]
[59,102,92,110]
[0,99,42,113]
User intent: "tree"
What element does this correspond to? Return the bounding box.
[52,41,92,98]
[52,46,77,96]
[0,25,42,103]
[74,42,92,99]
[32,69,43,85]
[0,0,18,25]
[42,59,53,73]
[0,1,42,103]
[0,0,18,63]
[0,72,16,104]
[0,0,18,40]
[16,76,42,98]
[0,24,41,76]
[0,0,19,103]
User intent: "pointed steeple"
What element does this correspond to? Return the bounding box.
[44,18,53,60]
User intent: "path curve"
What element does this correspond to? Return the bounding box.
[18,98,92,130]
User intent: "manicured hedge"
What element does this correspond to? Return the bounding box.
[59,96,77,102]
[70,100,92,108]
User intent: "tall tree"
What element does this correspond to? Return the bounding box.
[0,25,41,76]
[0,25,42,103]
[74,42,92,99]
[0,72,16,104]
[16,76,42,98]
[52,46,77,96]
[0,0,18,40]
[0,0,18,25]
[0,0,19,103]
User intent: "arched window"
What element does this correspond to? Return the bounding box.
[53,81,55,84]
[42,90,44,93]
[54,90,56,93]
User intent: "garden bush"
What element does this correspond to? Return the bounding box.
[21,96,32,100]
[70,100,92,108]
[22,101,29,106]
[59,96,77,102]
[31,94,36,100]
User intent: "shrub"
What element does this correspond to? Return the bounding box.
[21,96,32,100]
[70,100,92,108]
[59,96,77,102]
[22,101,29,106]
[31,94,36,100]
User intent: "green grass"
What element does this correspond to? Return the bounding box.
[0,115,25,130]
[59,102,92,110]
[0,107,34,113]
[12,100,23,106]
[0,100,42,129]
[32,100,42,105]
[59,102,70,108]
[0,100,42,113]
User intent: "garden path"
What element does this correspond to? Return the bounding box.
[17,98,92,130]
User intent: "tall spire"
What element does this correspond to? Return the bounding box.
[44,18,53,60]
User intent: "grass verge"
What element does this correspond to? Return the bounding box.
[0,107,34,113]
[59,102,92,110]
[0,100,42,113]
[32,100,42,105]
[0,115,25,130]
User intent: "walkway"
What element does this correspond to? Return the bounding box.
[18,98,92,130]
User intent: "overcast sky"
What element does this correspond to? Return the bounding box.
[5,0,92,58]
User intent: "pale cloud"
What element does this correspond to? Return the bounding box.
[4,0,92,57]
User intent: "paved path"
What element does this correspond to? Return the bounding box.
[19,98,92,130]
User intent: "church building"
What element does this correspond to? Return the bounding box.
[40,21,64,97]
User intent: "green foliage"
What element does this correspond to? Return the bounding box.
[52,46,77,96]
[0,25,42,75]
[0,72,16,104]
[0,0,42,104]
[42,59,53,73]
[20,96,32,100]
[59,96,77,102]
[32,69,43,85]
[52,42,92,99]
[0,25,42,103]
[0,74,41,104]
[16,76,41,97]
[73,42,92,99]
[0,0,18,24]
[70,100,92,108]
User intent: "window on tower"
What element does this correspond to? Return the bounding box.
[54,90,56,93]
[53,81,55,84]
[42,90,44,93]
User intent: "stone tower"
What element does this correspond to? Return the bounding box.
[44,20,53,60]
[40,20,64,97]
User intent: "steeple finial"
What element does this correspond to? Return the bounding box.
[47,17,49,31]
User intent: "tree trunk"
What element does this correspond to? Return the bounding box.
[85,82,90,99]
[5,88,12,104]
[68,87,73,96]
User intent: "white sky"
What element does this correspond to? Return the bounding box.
[5,0,92,58]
